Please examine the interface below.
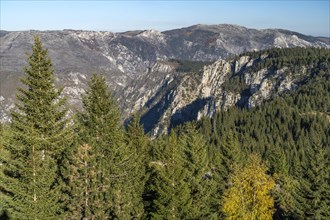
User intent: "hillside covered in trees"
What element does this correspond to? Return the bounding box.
[0,36,329,219]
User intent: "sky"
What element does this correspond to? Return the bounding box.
[1,0,329,37]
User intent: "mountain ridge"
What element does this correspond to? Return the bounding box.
[136,47,329,135]
[1,23,329,38]
[1,24,329,133]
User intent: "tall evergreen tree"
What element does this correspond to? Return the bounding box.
[0,35,72,219]
[150,131,191,219]
[180,123,218,219]
[125,113,149,219]
[266,144,289,176]
[218,130,242,192]
[68,73,116,218]
[66,143,99,219]
[292,141,330,219]
[72,73,133,219]
[273,172,298,220]
[266,145,295,219]
[0,123,10,218]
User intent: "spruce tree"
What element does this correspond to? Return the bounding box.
[150,131,191,219]
[0,123,10,218]
[179,123,218,219]
[73,73,133,219]
[218,130,242,192]
[292,141,330,219]
[68,73,115,218]
[125,113,149,219]
[0,35,71,219]
[273,172,298,220]
[66,143,100,219]
[266,145,295,219]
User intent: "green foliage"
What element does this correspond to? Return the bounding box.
[0,35,72,219]
[273,173,298,219]
[0,123,11,218]
[199,71,330,219]
[69,73,137,219]
[292,141,330,219]
[125,113,149,219]
[66,143,101,219]
[170,59,212,73]
[223,47,330,93]
[179,123,218,219]
[78,73,122,148]
[242,47,330,72]
[218,130,242,187]
[149,131,191,219]
[1,43,329,219]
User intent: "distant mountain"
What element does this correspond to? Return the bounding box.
[1,24,329,132]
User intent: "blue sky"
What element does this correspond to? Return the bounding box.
[1,1,329,37]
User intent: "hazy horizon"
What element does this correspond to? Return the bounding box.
[1,1,329,37]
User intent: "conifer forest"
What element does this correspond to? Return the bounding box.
[0,36,329,219]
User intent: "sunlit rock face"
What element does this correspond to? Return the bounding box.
[1,25,329,134]
[138,54,316,136]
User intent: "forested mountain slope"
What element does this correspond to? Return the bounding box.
[1,37,329,219]
[138,47,330,135]
[196,71,330,219]
[1,24,329,125]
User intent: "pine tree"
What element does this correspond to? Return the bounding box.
[265,145,295,219]
[74,73,118,218]
[0,35,72,219]
[78,74,122,148]
[150,131,191,219]
[73,73,133,219]
[273,172,298,220]
[292,141,330,219]
[180,123,218,219]
[218,130,242,192]
[0,123,10,218]
[221,154,275,220]
[125,113,149,219]
[66,143,99,219]
[265,144,289,175]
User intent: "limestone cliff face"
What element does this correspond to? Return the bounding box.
[138,51,325,136]
[137,58,243,135]
[1,25,329,130]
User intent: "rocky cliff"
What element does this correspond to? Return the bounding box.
[1,25,329,133]
[136,48,330,135]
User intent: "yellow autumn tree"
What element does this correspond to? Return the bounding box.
[221,154,275,220]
